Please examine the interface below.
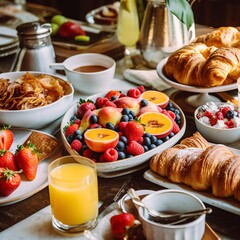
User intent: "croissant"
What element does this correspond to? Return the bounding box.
[150,132,240,201]
[193,26,240,48]
[164,42,240,87]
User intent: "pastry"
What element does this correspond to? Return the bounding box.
[150,132,240,201]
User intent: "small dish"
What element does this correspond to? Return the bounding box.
[194,101,240,143]
[138,189,206,240]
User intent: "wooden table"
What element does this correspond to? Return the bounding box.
[0,5,240,239]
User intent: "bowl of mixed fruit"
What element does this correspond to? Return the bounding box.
[61,86,186,177]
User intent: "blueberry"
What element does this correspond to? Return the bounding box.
[166,102,173,110]
[111,96,117,101]
[106,122,115,130]
[168,132,175,138]
[175,114,181,121]
[121,114,129,122]
[89,115,98,124]
[129,110,135,116]
[143,132,151,138]
[67,134,74,143]
[150,135,158,143]
[74,129,81,136]
[156,139,163,146]
[149,144,156,149]
[143,145,149,152]
[226,110,234,119]
[122,108,130,115]
[70,115,77,122]
[143,137,151,146]
[174,109,180,115]
[162,136,170,142]
[117,141,125,151]
[128,115,134,121]
[120,136,128,144]
[75,134,83,141]
[140,99,148,107]
[118,151,126,159]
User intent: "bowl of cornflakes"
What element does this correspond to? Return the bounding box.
[0,71,74,129]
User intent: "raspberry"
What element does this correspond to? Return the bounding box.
[126,141,144,156]
[83,148,94,158]
[71,139,82,152]
[95,97,109,108]
[204,110,212,118]
[209,116,217,126]
[103,148,118,162]
[220,106,231,117]
[215,111,224,120]
[127,88,141,98]
[225,119,235,128]
[137,85,145,93]
[65,123,79,137]
[74,119,81,125]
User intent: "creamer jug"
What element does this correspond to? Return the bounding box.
[13,21,56,73]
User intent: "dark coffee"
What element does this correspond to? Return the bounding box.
[74,65,107,73]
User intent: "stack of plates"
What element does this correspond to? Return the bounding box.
[0,26,18,57]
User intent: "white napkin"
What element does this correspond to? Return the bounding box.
[123,69,171,91]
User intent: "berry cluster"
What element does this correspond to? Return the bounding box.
[196,102,240,128]
[64,87,182,163]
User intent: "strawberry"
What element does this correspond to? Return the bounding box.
[65,123,79,137]
[77,99,96,119]
[0,126,14,150]
[0,149,18,171]
[124,121,144,143]
[15,141,39,181]
[0,168,22,196]
[104,90,122,100]
[110,213,136,239]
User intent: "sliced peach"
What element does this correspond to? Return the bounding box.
[141,90,169,108]
[97,106,122,127]
[84,128,119,152]
[139,112,173,138]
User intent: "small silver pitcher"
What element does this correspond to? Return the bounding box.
[139,0,195,68]
[12,21,56,73]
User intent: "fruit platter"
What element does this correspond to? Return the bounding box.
[60,86,186,177]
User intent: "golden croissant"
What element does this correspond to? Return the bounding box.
[150,132,240,201]
[164,26,240,87]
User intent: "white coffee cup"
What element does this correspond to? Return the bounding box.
[50,53,116,94]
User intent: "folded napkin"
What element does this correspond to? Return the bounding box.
[123,69,171,91]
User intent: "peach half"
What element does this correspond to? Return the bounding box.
[84,128,119,152]
[141,90,169,108]
[139,112,173,138]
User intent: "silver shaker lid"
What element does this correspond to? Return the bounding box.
[16,21,52,39]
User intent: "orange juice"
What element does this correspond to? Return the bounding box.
[49,163,98,225]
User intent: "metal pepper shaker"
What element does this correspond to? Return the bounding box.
[12,21,56,73]
[139,0,195,68]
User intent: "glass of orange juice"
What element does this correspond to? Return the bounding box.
[48,155,98,235]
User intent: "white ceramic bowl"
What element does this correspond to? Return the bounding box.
[60,90,186,177]
[194,103,240,144]
[50,53,116,94]
[0,71,74,129]
[138,189,206,240]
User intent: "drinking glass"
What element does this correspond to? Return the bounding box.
[117,0,140,69]
[48,155,98,235]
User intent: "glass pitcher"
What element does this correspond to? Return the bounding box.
[139,0,195,68]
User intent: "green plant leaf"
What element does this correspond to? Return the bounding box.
[166,0,194,30]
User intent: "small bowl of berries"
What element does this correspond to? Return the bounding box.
[194,101,240,143]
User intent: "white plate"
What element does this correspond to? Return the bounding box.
[85,3,119,31]
[61,91,186,177]
[0,128,63,206]
[157,58,237,93]
[144,151,240,216]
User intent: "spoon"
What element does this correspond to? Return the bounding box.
[127,188,212,224]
